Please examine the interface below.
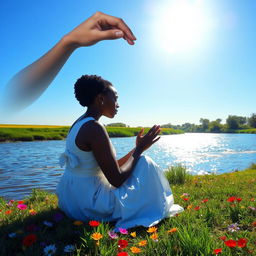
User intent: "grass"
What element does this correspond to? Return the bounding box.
[164,165,191,185]
[0,166,256,255]
[236,129,256,134]
[0,125,183,142]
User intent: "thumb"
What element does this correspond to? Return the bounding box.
[139,128,144,136]
[96,29,124,40]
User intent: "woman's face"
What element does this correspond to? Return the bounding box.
[102,86,119,118]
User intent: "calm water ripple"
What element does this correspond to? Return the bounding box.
[0,133,255,200]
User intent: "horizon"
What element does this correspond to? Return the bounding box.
[1,0,255,127]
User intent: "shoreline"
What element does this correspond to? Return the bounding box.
[0,126,183,143]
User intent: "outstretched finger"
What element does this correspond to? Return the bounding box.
[139,128,144,136]
[152,136,161,144]
[150,125,161,137]
[147,125,157,136]
[100,12,136,42]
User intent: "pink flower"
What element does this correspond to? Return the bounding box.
[108,231,118,239]
[7,200,15,206]
[118,228,128,234]
[17,204,27,210]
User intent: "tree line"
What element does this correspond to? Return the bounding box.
[161,113,256,132]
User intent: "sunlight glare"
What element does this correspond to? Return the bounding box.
[152,0,212,53]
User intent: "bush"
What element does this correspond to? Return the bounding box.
[164,165,190,185]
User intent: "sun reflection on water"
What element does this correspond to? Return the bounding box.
[147,133,256,174]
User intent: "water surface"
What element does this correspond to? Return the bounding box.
[0,133,255,200]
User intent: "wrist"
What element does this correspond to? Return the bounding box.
[134,146,143,156]
[61,34,80,51]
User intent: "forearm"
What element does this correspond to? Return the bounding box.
[117,147,136,167]
[115,147,142,187]
[5,35,77,110]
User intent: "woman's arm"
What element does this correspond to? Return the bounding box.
[78,122,161,188]
[4,11,136,112]
[117,148,135,167]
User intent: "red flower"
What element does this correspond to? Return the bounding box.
[236,198,242,202]
[227,197,236,203]
[18,200,24,204]
[117,252,129,256]
[213,248,222,254]
[22,234,37,247]
[194,206,200,211]
[183,198,189,201]
[224,239,237,248]
[118,239,128,249]
[219,236,227,241]
[237,238,247,248]
[89,220,100,227]
[202,199,209,203]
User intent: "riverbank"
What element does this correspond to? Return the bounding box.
[1,165,255,255]
[0,125,183,142]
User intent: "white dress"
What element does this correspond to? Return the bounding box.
[56,117,183,230]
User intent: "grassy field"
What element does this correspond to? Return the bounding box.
[236,129,256,134]
[0,165,255,255]
[0,125,183,142]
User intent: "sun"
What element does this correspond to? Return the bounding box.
[151,0,212,54]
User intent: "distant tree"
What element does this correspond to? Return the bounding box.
[226,115,246,129]
[209,120,223,132]
[181,122,198,132]
[199,118,210,131]
[215,118,222,124]
[248,113,256,128]
[161,123,173,128]
[106,122,127,127]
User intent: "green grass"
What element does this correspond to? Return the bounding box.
[236,128,256,134]
[164,165,191,185]
[0,126,183,142]
[1,166,256,255]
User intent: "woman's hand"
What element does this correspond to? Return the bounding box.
[136,125,161,153]
[65,11,136,48]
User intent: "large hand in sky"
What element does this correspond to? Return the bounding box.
[2,12,136,114]
[67,11,136,46]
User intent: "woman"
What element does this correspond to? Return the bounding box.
[56,75,183,230]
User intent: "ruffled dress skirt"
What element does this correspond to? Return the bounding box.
[57,154,184,230]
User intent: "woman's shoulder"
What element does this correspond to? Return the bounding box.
[80,119,106,134]
[77,119,109,144]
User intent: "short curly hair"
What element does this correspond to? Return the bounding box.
[74,75,112,107]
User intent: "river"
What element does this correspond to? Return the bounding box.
[0,133,255,200]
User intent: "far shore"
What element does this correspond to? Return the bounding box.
[0,124,255,143]
[0,124,183,142]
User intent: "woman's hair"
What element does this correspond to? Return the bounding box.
[74,75,112,107]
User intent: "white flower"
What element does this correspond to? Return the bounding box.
[44,244,57,256]
[8,232,16,238]
[227,223,240,232]
[43,221,53,227]
[64,244,75,253]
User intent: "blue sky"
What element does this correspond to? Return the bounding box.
[0,0,255,127]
